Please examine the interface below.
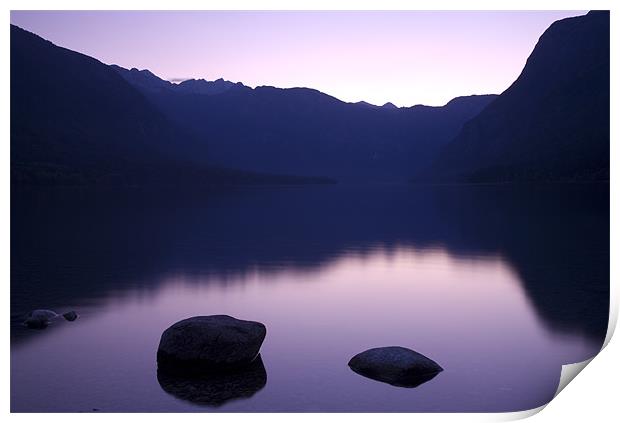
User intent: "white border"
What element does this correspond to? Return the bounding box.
[3,1,617,421]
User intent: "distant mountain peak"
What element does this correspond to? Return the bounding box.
[112,65,243,96]
[125,67,157,78]
[109,65,172,91]
[353,100,400,110]
[353,101,381,109]
[175,77,239,95]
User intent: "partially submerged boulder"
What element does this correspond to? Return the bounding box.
[348,346,443,387]
[157,354,267,407]
[157,315,266,375]
[24,309,79,329]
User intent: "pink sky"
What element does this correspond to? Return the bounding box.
[11,10,585,106]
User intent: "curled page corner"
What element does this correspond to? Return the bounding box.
[494,404,547,421]
[546,308,617,404]
[603,298,618,349]
[504,312,616,421]
[494,355,599,421]
[554,357,595,398]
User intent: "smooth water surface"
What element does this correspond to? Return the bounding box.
[11,184,609,412]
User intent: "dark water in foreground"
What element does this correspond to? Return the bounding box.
[11,184,609,412]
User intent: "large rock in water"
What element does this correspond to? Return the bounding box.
[157,315,266,375]
[348,346,443,387]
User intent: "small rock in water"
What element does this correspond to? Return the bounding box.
[62,311,79,321]
[24,310,58,328]
[157,315,267,375]
[24,309,79,329]
[348,346,443,387]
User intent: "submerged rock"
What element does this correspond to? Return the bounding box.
[157,315,267,375]
[24,309,79,329]
[157,354,267,407]
[348,346,443,387]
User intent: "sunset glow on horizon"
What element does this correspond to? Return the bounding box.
[10,10,585,106]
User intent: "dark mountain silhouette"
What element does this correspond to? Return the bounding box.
[11,25,332,186]
[111,65,241,96]
[176,78,238,95]
[107,65,175,92]
[382,102,398,109]
[114,65,496,183]
[423,11,610,183]
[353,100,381,109]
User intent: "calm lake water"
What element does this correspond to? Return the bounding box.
[10,184,609,412]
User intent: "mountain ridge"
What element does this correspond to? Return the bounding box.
[112,63,496,183]
[10,24,335,186]
[114,64,491,111]
[421,11,609,183]
[14,12,605,187]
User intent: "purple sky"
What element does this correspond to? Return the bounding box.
[10,10,585,106]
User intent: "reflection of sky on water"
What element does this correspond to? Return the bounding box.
[11,247,598,412]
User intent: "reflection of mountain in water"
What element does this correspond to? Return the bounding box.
[11,184,609,344]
